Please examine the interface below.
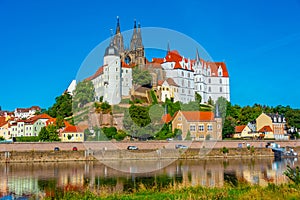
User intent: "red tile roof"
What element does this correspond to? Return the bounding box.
[235,125,247,133]
[151,49,229,77]
[162,113,172,123]
[85,65,106,81]
[157,80,164,86]
[176,111,215,121]
[258,126,273,132]
[165,78,179,87]
[62,125,82,133]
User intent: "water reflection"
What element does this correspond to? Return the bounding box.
[0,158,298,199]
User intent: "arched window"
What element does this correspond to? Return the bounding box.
[208,87,211,92]
[208,78,211,84]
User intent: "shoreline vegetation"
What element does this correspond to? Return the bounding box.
[41,182,300,200]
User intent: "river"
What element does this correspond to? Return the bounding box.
[0,158,298,199]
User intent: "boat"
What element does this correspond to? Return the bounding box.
[272,146,298,159]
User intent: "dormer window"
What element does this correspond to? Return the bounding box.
[218,66,223,77]
[207,67,211,76]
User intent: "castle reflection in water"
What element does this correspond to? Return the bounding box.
[0,158,298,198]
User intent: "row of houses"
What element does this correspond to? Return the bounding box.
[0,107,84,142]
[234,113,287,140]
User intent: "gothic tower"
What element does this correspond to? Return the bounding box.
[128,20,145,66]
[113,16,124,54]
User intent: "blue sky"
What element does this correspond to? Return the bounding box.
[1,0,300,111]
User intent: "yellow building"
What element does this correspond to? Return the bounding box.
[61,125,84,142]
[171,110,222,141]
[233,125,255,139]
[256,113,274,139]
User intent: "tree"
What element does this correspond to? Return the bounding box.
[208,96,214,106]
[132,66,152,86]
[38,125,60,142]
[102,127,118,140]
[73,80,95,109]
[47,92,73,118]
[195,92,202,103]
[185,130,192,140]
[0,136,5,141]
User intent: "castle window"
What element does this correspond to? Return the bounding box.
[220,87,222,92]
[208,87,211,92]
[208,78,211,84]
[182,71,184,76]
[219,79,222,84]
[116,67,118,71]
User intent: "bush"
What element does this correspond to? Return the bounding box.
[15,136,40,142]
[284,165,300,185]
[221,147,229,154]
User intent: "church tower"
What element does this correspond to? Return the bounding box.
[113,16,124,54]
[103,38,122,105]
[128,20,145,66]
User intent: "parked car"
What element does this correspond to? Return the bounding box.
[127,146,138,150]
[54,147,60,151]
[175,144,188,149]
[72,147,78,151]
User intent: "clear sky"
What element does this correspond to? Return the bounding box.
[1,0,300,111]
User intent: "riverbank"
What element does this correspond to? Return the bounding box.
[0,147,288,163]
[0,140,299,163]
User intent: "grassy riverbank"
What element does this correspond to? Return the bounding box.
[43,183,300,200]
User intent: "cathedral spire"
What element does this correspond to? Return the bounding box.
[116,16,121,34]
[134,19,137,29]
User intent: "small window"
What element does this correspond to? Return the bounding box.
[190,125,196,132]
[219,79,222,84]
[208,87,211,92]
[199,125,204,131]
[208,79,211,84]
[220,87,222,92]
[207,125,213,131]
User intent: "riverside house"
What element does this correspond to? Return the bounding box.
[172,111,222,141]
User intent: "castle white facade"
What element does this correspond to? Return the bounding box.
[154,50,230,104]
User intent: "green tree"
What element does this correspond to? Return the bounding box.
[102,127,118,140]
[47,92,73,118]
[132,67,152,86]
[129,105,151,127]
[38,125,60,142]
[185,130,192,140]
[0,136,5,141]
[73,80,95,109]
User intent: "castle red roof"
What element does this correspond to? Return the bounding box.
[85,65,106,81]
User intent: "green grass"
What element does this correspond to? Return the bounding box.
[43,182,300,200]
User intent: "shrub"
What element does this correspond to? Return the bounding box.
[284,165,300,185]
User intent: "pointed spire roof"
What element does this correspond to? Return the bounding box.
[115,16,121,34]
[195,48,200,62]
